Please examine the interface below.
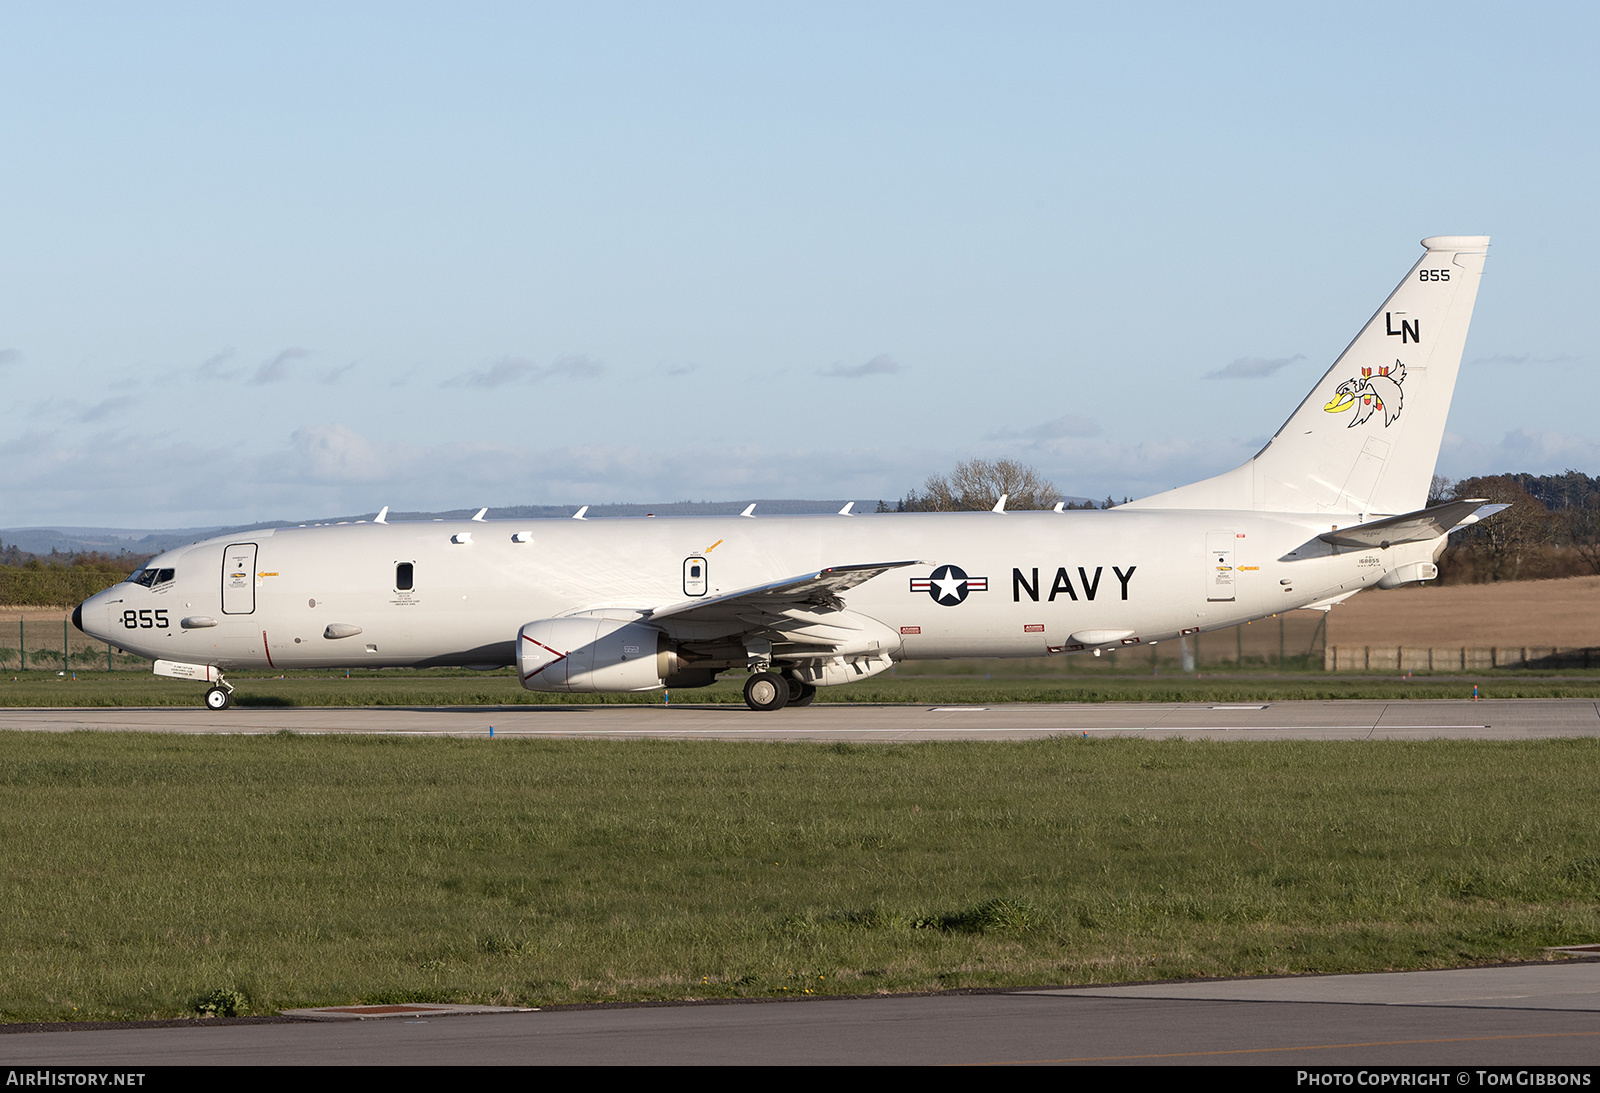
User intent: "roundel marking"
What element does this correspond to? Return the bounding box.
[909,564,989,607]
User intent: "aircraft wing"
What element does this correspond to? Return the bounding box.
[1317,499,1504,549]
[647,561,920,625]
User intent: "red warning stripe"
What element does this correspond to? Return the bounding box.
[519,633,567,682]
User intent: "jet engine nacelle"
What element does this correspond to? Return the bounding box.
[517,617,674,693]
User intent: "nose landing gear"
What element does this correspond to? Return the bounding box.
[154,659,235,710]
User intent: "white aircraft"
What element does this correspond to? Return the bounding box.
[74,236,1500,712]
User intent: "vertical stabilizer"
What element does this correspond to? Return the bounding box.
[1126,236,1489,515]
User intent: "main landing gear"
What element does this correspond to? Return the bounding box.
[742,671,817,712]
[787,676,817,707]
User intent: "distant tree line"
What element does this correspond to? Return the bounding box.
[1431,471,1600,583]
[883,459,1127,512]
[0,542,143,606]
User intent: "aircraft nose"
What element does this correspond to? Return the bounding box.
[71,602,84,633]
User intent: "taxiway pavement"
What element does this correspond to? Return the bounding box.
[5,962,1600,1065]
[1,698,1598,741]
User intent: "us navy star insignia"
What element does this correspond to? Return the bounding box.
[909,564,989,606]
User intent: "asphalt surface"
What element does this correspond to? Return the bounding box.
[1,697,1598,740]
[4,963,1600,1065]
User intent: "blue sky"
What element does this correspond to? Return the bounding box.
[2,2,1595,526]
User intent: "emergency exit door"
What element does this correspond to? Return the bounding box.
[683,556,708,596]
[222,543,258,614]
[1206,530,1237,602]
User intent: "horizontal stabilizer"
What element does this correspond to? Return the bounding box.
[1449,502,1511,531]
[649,560,919,623]
[1317,498,1493,549]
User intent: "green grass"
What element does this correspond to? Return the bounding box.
[2,732,1599,1021]
[4,665,1600,707]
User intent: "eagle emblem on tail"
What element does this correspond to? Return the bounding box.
[1323,360,1406,427]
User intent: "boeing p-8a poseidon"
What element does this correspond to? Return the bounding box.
[76,236,1499,712]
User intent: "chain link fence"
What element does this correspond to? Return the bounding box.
[1,614,147,671]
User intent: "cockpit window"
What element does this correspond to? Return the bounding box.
[127,568,175,588]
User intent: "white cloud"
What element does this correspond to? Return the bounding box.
[27,396,138,423]
[455,357,536,387]
[284,423,397,483]
[819,354,900,378]
[1439,428,1600,480]
[986,415,1101,441]
[197,350,239,380]
[1205,354,1305,379]
[1466,353,1580,367]
[77,396,137,423]
[1025,434,1261,500]
[448,353,606,388]
[0,421,940,526]
[251,347,309,385]
[0,418,1263,528]
[546,354,605,380]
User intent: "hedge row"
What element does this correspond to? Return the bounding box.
[0,565,129,607]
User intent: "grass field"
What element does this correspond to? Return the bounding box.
[2,731,1599,1022]
[5,663,1600,708]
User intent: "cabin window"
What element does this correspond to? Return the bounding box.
[396,562,414,591]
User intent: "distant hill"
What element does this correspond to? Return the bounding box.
[0,524,279,559]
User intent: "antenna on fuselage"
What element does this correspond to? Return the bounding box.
[375,506,389,524]
[838,502,854,516]
[1053,501,1064,513]
[471,508,487,522]
[740,504,757,518]
[992,494,1008,513]
[572,506,589,520]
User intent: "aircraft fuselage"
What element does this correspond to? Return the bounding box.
[75,507,1426,673]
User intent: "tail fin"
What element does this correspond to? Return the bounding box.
[1126,235,1490,515]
